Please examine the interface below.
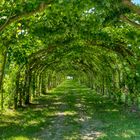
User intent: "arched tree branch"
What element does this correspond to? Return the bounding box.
[120,15,140,28]
[122,0,140,16]
[0,1,50,32]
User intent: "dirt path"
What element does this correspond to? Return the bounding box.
[35,81,104,140]
[36,91,69,140]
[76,97,103,140]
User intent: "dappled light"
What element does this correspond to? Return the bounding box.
[1,80,140,139]
[1,0,140,139]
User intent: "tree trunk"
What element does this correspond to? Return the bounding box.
[32,73,36,97]
[14,72,20,109]
[102,76,105,95]
[19,82,23,107]
[47,74,52,91]
[0,48,7,109]
[24,70,32,105]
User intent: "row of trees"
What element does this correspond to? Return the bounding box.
[0,0,140,110]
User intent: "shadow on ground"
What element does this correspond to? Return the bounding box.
[1,80,140,140]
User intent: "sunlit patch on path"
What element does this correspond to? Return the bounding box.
[1,80,140,140]
[35,82,104,140]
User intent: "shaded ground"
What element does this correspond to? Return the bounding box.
[1,80,140,140]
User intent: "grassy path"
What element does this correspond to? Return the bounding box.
[1,80,140,140]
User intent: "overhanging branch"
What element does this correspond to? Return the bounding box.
[122,0,140,16]
[120,15,140,28]
[0,1,49,32]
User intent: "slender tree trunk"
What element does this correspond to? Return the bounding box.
[48,74,51,91]
[24,69,32,105]
[34,73,38,97]
[39,74,42,96]
[0,48,7,109]
[14,72,20,109]
[41,72,47,94]
[32,73,36,97]
[102,76,105,95]
[36,74,40,97]
[19,82,23,107]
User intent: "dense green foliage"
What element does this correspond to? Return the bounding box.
[0,0,140,110]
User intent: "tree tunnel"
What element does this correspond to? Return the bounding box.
[13,39,134,109]
[0,0,140,110]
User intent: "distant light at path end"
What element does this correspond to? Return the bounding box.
[67,76,73,80]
